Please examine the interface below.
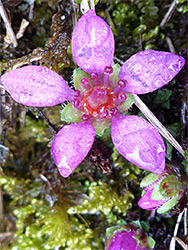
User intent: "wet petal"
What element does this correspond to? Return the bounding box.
[51,121,96,178]
[119,50,185,94]
[111,114,165,174]
[72,9,114,74]
[1,66,75,107]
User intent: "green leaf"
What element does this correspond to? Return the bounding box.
[159,175,182,198]
[154,89,172,105]
[147,236,156,249]
[165,141,173,161]
[182,150,188,173]
[92,118,110,136]
[73,68,92,93]
[140,173,160,188]
[157,196,180,214]
[117,92,135,113]
[165,123,180,137]
[109,64,121,88]
[61,103,83,123]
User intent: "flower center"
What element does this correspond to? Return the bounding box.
[81,86,116,117]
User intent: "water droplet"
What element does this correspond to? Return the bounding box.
[19,92,31,103]
[132,62,142,74]
[41,67,49,74]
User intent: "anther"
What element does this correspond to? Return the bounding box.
[74,90,81,98]
[72,99,81,109]
[99,109,108,118]
[81,78,89,85]
[109,107,118,115]
[90,72,98,80]
[117,80,127,88]
[81,114,90,121]
[118,92,127,101]
[104,66,113,74]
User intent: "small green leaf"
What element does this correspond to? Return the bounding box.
[154,89,172,105]
[133,24,147,36]
[61,103,83,123]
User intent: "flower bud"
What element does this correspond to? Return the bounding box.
[105,223,155,250]
[138,166,187,214]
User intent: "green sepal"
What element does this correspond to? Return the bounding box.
[92,118,110,137]
[140,173,160,188]
[147,236,156,249]
[157,196,180,214]
[159,175,182,198]
[151,180,165,200]
[73,68,92,93]
[61,103,83,123]
[117,92,135,113]
[109,64,121,88]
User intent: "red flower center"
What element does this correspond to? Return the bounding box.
[81,86,116,117]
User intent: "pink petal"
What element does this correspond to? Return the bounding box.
[111,114,165,174]
[1,66,75,107]
[138,188,167,210]
[119,50,185,94]
[72,10,114,75]
[51,121,96,178]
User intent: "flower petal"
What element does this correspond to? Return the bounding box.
[138,188,167,210]
[1,66,75,107]
[51,121,96,178]
[111,114,165,174]
[72,9,114,74]
[119,50,185,94]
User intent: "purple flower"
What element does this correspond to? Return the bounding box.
[138,168,186,214]
[105,224,154,250]
[1,10,185,178]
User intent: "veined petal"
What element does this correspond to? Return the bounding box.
[111,114,165,174]
[51,121,96,178]
[1,66,75,107]
[119,50,185,94]
[72,9,114,74]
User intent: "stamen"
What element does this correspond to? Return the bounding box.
[99,109,108,118]
[81,114,90,121]
[104,66,113,87]
[117,80,127,88]
[104,66,113,74]
[74,90,81,98]
[72,99,81,109]
[90,72,98,80]
[81,77,91,90]
[90,72,99,86]
[81,78,89,84]
[118,92,127,101]
[113,79,127,95]
[109,107,118,115]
